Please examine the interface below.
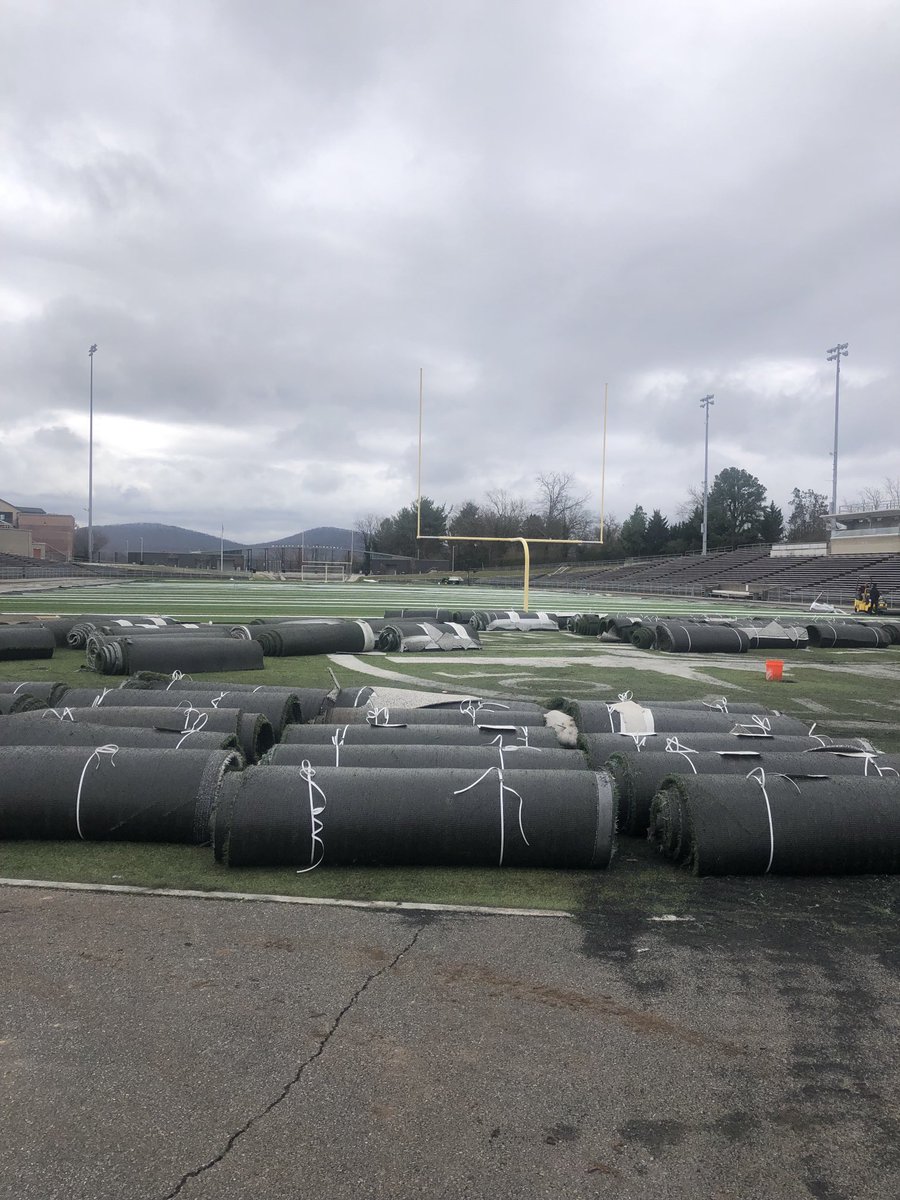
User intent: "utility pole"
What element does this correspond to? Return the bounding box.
[87,344,98,561]
[826,342,849,527]
[700,394,715,555]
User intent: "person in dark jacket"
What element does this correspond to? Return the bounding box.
[868,582,881,614]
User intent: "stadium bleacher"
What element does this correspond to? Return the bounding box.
[522,545,900,606]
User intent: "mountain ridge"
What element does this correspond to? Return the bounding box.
[83,522,354,555]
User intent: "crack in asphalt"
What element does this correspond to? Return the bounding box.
[161,922,426,1199]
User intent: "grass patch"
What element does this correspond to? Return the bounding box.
[0,841,596,911]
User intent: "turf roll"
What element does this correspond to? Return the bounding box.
[382,608,456,621]
[0,681,69,705]
[628,625,657,650]
[607,749,900,836]
[214,766,616,869]
[89,686,301,739]
[127,678,330,724]
[236,620,375,655]
[0,625,55,660]
[374,621,482,651]
[0,719,242,754]
[89,635,264,675]
[9,705,273,763]
[806,621,893,648]
[578,731,880,766]
[0,693,47,714]
[648,772,900,874]
[0,746,240,843]
[265,743,588,771]
[281,723,561,747]
[655,622,750,653]
[323,705,547,728]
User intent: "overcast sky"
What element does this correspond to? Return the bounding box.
[2,0,898,543]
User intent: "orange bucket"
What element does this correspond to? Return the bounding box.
[765,660,784,681]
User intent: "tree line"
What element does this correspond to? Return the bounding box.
[355,470,897,570]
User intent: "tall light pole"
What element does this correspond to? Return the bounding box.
[826,342,849,526]
[700,393,715,555]
[87,344,98,562]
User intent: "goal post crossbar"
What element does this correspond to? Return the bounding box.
[416,534,602,610]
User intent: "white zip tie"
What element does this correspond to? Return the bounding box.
[664,736,699,772]
[732,714,771,737]
[181,708,208,733]
[452,766,529,866]
[75,745,119,839]
[865,755,899,778]
[703,696,729,712]
[212,691,228,709]
[365,705,403,727]
[91,688,112,708]
[331,726,345,767]
[746,766,801,874]
[42,707,74,722]
[295,762,326,874]
[747,766,776,873]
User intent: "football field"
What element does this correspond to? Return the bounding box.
[0,576,819,621]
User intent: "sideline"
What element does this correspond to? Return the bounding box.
[0,876,573,919]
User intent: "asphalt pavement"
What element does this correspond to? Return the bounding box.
[2,872,899,1200]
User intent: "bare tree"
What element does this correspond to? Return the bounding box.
[859,486,884,510]
[535,472,591,540]
[354,512,384,572]
[882,477,900,507]
[484,488,528,534]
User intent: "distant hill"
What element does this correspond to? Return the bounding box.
[85,523,242,556]
[84,522,355,556]
[247,526,353,550]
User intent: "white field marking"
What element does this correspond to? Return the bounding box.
[327,654,481,691]
[0,878,572,919]
[388,653,733,685]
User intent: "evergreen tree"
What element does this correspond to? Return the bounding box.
[707,468,767,545]
[619,505,647,557]
[644,509,670,555]
[758,501,784,544]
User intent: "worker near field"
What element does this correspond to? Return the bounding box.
[869,581,881,615]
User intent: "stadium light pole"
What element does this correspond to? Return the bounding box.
[700,393,715,555]
[826,342,849,526]
[87,344,98,562]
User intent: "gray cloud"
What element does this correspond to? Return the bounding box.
[0,0,897,538]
